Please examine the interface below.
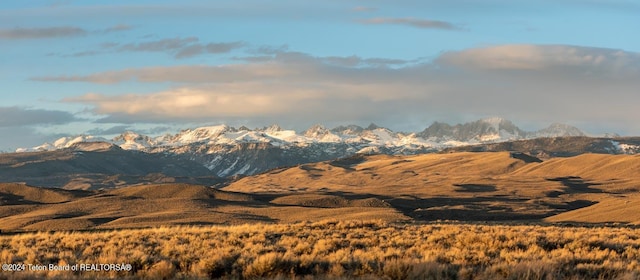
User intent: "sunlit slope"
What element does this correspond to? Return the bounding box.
[224,152,640,223]
[224,152,531,194]
[0,183,88,204]
[0,184,257,231]
[545,193,640,224]
[0,183,407,231]
[511,153,640,179]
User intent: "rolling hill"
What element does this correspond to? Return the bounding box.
[2,151,640,232]
[223,151,640,224]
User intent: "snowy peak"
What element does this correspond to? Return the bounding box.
[303,124,329,137]
[534,123,585,137]
[17,118,596,154]
[331,125,364,135]
[113,131,156,150]
[172,125,231,144]
[479,118,521,134]
[303,124,341,142]
[263,124,283,133]
[365,123,382,130]
[418,118,526,142]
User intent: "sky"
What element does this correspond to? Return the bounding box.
[1,0,640,151]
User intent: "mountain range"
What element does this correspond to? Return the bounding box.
[9,118,638,183]
[13,118,589,177]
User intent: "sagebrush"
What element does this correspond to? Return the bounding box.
[1,220,640,279]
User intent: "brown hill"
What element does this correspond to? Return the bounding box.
[3,151,640,231]
[0,182,407,232]
[0,183,88,204]
[224,152,640,224]
[545,193,640,224]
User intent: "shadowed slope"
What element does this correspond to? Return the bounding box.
[0,145,222,189]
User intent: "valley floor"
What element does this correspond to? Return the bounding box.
[1,220,640,279]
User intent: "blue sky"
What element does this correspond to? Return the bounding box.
[1,0,640,151]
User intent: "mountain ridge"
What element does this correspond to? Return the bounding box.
[19,118,587,153]
[12,118,631,178]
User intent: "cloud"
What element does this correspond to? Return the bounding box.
[117,37,199,52]
[94,37,244,59]
[0,26,86,39]
[360,17,461,30]
[0,24,131,43]
[55,44,640,134]
[102,24,133,33]
[34,51,417,84]
[437,44,640,75]
[0,107,80,127]
[175,42,245,58]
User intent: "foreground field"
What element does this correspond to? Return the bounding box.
[1,221,640,279]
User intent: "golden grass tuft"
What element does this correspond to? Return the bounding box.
[1,220,640,279]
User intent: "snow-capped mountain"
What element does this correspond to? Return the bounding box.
[15,135,109,152]
[418,118,526,142]
[17,118,593,177]
[532,123,585,138]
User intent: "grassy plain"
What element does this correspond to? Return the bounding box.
[2,220,640,279]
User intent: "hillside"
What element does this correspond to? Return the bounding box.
[3,151,640,232]
[443,136,640,158]
[0,143,223,189]
[0,182,406,231]
[224,151,640,224]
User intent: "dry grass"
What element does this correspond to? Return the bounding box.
[1,220,640,279]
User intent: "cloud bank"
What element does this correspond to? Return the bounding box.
[36,44,640,133]
[0,107,80,127]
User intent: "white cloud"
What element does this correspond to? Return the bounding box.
[437,45,640,77]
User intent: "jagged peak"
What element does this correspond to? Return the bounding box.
[331,124,364,135]
[15,119,600,154]
[365,123,381,130]
[479,117,507,125]
[264,124,283,132]
[304,124,329,136]
[113,131,145,140]
[536,123,585,137]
